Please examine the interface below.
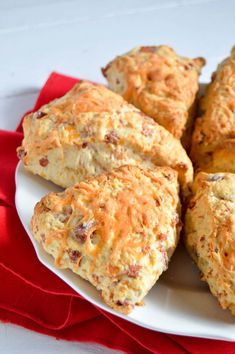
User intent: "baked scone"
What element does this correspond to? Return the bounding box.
[17,81,193,195]
[191,47,235,172]
[185,172,235,315]
[31,165,182,314]
[102,45,205,147]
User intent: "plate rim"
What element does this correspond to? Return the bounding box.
[15,161,235,342]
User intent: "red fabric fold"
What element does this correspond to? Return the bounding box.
[1,71,235,354]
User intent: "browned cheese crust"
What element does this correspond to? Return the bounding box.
[191,47,235,172]
[17,81,193,195]
[102,45,205,147]
[185,172,235,315]
[31,165,181,314]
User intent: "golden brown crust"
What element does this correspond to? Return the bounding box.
[17,81,193,195]
[31,165,181,314]
[185,172,235,315]
[191,47,235,172]
[102,45,205,145]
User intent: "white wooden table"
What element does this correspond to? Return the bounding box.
[1,0,235,352]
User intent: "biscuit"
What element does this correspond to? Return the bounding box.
[191,47,235,172]
[102,45,205,147]
[17,81,193,195]
[185,172,235,315]
[31,165,181,314]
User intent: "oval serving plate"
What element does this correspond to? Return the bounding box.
[15,162,235,340]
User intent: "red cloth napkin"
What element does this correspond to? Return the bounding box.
[0,72,234,354]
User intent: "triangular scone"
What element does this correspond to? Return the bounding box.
[185,172,235,316]
[191,47,235,172]
[102,45,205,147]
[17,81,193,195]
[31,165,181,314]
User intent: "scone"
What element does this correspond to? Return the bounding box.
[17,81,193,195]
[185,172,235,315]
[191,47,235,172]
[102,45,205,147]
[31,165,181,314]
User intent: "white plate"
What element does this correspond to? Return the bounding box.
[15,162,235,340]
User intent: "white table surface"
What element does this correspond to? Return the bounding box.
[1,0,235,352]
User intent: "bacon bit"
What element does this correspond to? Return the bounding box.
[67,249,82,263]
[90,233,95,243]
[73,226,86,243]
[162,172,172,181]
[39,157,49,167]
[58,206,73,223]
[200,236,205,242]
[90,232,99,245]
[64,205,73,215]
[116,299,131,306]
[207,174,224,182]
[40,234,45,242]
[17,147,26,159]
[125,265,142,278]
[72,220,95,244]
[112,279,120,286]
[171,214,183,228]
[61,214,70,223]
[142,245,150,254]
[188,201,196,209]
[35,111,47,119]
[142,125,153,137]
[82,142,88,148]
[158,233,167,241]
[140,46,156,53]
[104,130,119,144]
